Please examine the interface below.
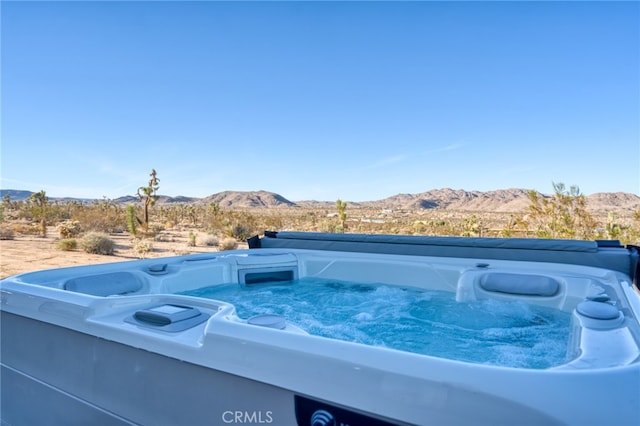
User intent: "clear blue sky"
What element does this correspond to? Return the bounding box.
[2,1,639,202]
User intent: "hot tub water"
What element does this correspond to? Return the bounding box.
[182,278,571,369]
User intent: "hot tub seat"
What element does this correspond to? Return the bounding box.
[64,272,145,296]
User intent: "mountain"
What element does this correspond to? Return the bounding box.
[584,192,640,214]
[296,188,639,215]
[200,190,296,208]
[0,190,38,201]
[0,189,94,204]
[373,188,538,212]
[111,195,199,205]
[1,188,638,214]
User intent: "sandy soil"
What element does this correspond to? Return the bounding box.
[0,227,246,279]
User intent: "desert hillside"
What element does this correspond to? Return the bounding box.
[2,188,638,214]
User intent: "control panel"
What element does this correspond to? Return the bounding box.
[294,395,398,426]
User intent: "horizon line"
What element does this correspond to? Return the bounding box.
[1,186,637,204]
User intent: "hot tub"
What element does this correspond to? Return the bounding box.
[2,232,639,425]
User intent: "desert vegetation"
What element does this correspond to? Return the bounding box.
[1,182,639,262]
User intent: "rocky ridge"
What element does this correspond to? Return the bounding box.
[1,188,638,214]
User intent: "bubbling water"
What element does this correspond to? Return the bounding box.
[182,278,571,369]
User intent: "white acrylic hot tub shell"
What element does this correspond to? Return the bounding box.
[2,248,640,426]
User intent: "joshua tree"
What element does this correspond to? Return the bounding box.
[336,198,347,233]
[28,190,49,237]
[137,169,160,229]
[126,204,138,236]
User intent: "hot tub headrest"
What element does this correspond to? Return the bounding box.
[64,272,144,296]
[479,273,560,296]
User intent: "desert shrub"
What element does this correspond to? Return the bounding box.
[224,223,253,241]
[89,218,121,233]
[527,183,596,240]
[315,219,337,233]
[57,238,78,251]
[80,232,115,255]
[67,199,125,234]
[12,223,42,236]
[0,225,15,240]
[262,216,284,230]
[203,235,219,247]
[218,237,238,251]
[133,238,153,258]
[187,232,197,247]
[154,232,175,242]
[56,220,82,239]
[139,222,164,238]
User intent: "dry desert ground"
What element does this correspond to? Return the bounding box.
[0,227,246,279]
